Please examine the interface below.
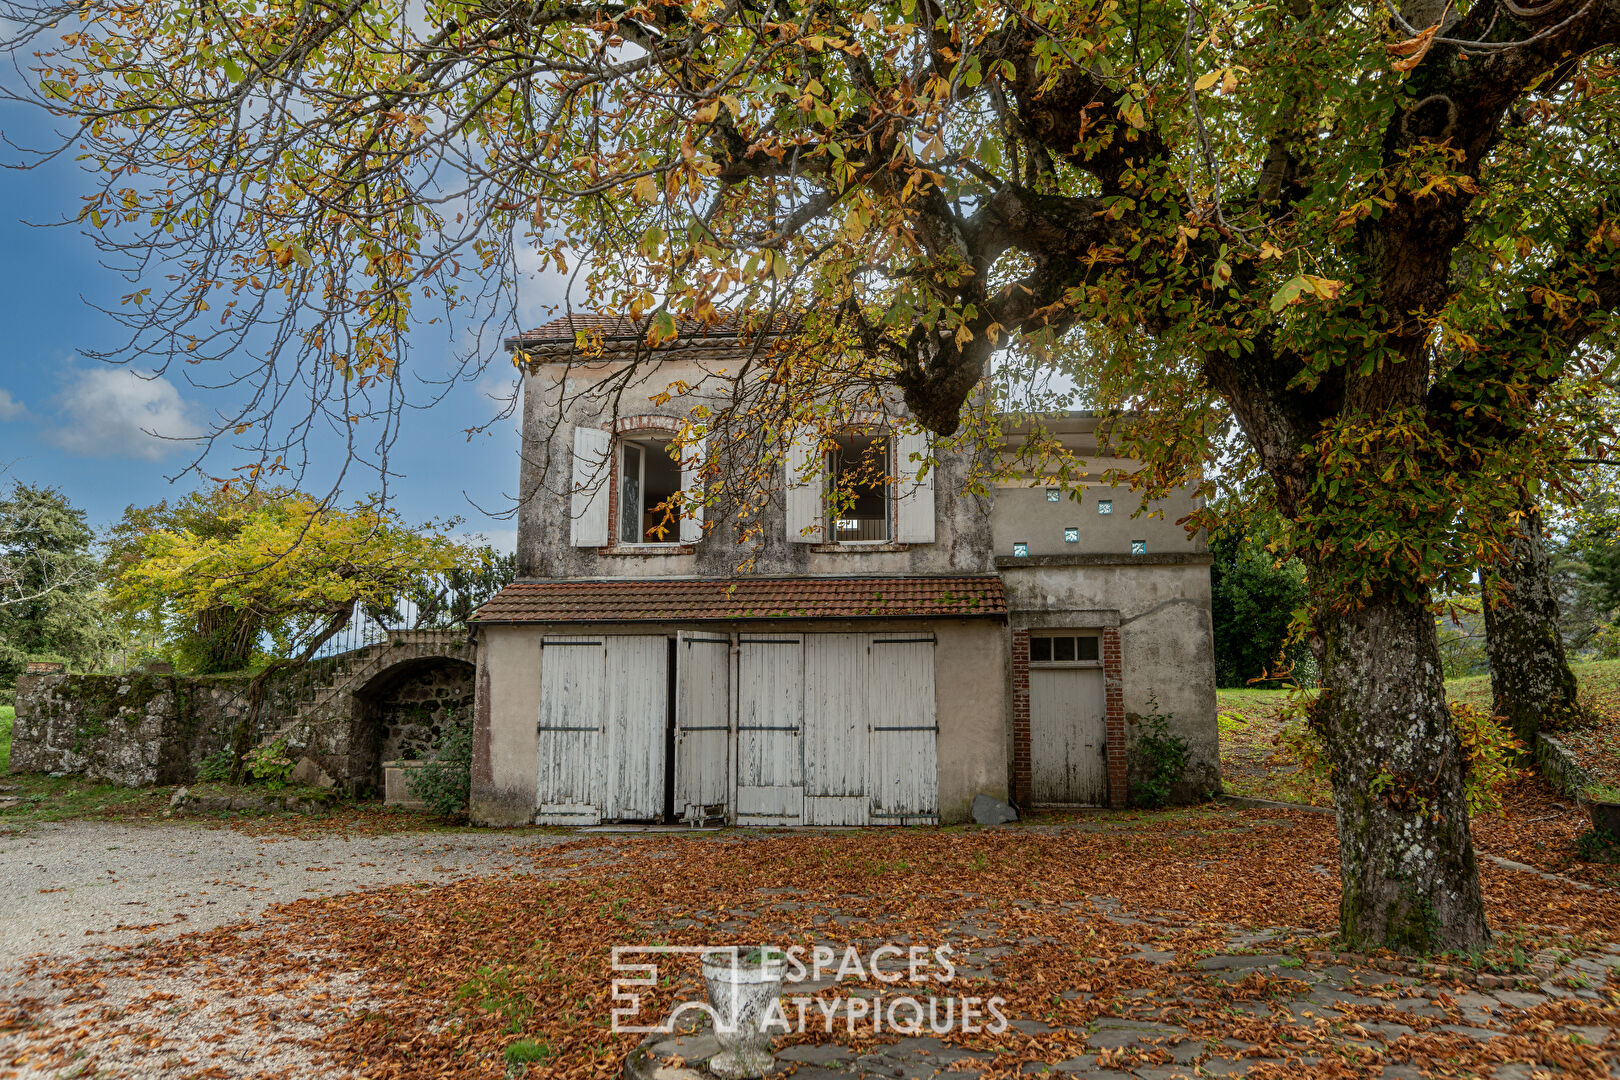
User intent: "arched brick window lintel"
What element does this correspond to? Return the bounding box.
[610,414,683,436]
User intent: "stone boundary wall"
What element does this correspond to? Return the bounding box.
[8,670,299,787]
[1536,732,1593,799]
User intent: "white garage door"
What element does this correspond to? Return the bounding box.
[735,634,805,825]
[803,634,870,826]
[537,630,939,827]
[535,635,668,825]
[868,636,939,825]
[675,631,731,825]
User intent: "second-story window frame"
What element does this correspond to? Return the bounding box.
[564,415,704,551]
[785,414,935,546]
[616,433,686,546]
[824,432,894,545]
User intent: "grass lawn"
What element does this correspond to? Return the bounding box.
[0,703,12,772]
[1219,658,1620,805]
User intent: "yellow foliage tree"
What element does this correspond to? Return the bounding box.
[112,488,465,780]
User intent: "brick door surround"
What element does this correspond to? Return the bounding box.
[1011,626,1127,809]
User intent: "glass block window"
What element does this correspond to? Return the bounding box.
[1064,527,1079,543]
[1097,500,1113,515]
[1131,539,1147,555]
[1046,488,1061,502]
[1012,541,1028,558]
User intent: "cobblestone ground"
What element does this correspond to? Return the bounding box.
[641,927,1620,1080]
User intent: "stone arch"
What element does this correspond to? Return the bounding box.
[347,654,476,798]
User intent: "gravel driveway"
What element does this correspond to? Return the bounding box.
[0,819,567,973]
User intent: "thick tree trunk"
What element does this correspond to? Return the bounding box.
[1481,508,1579,752]
[1318,594,1491,953]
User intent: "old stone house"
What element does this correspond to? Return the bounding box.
[468,315,1218,827]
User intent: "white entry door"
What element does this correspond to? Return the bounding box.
[802,634,870,826]
[867,636,939,825]
[735,634,804,825]
[535,636,607,825]
[675,631,731,825]
[1029,665,1108,805]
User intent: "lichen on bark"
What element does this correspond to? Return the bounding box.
[1318,596,1491,954]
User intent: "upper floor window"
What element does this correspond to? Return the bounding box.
[619,437,684,544]
[785,425,935,546]
[569,422,704,548]
[826,435,891,543]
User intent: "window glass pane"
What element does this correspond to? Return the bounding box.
[1131,539,1147,555]
[1064,527,1079,543]
[828,434,891,541]
[1097,500,1113,514]
[640,441,682,542]
[1045,488,1060,502]
[1011,541,1028,558]
[1077,635,1100,662]
[1052,636,1076,662]
[619,443,642,543]
[1029,636,1052,663]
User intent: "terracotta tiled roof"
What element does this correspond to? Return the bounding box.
[504,311,796,353]
[471,576,1006,623]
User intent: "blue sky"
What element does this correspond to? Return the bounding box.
[0,104,566,551]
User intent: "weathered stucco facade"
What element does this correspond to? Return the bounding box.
[472,315,1219,827]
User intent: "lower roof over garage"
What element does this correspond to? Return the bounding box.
[471,575,1007,623]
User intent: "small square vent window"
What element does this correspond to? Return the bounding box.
[1064,527,1079,544]
[1046,488,1061,502]
[1012,541,1028,558]
[1097,500,1113,515]
[1131,540,1147,555]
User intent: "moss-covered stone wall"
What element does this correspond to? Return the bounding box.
[8,670,295,786]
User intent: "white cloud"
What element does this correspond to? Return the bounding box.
[0,389,25,421]
[48,368,201,461]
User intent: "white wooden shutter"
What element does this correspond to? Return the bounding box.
[784,429,825,543]
[894,429,935,544]
[679,437,705,544]
[570,426,612,547]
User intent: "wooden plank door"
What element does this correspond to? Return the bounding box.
[867,636,939,825]
[535,636,606,825]
[675,631,731,825]
[735,633,804,825]
[1028,667,1108,804]
[802,634,869,826]
[603,635,670,822]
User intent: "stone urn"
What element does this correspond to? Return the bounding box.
[700,948,785,1079]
